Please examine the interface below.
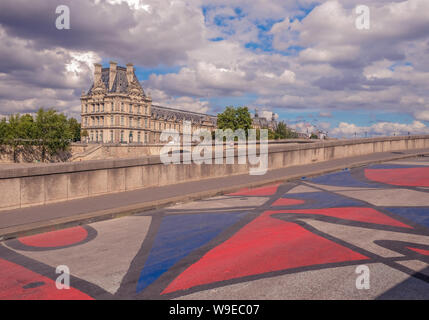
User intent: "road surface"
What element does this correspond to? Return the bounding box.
[1,156,429,299]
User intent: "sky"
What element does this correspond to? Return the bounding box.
[0,0,429,138]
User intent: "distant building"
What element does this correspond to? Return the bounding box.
[252,108,278,131]
[296,132,309,139]
[80,62,217,144]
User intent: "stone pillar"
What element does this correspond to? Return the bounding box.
[109,61,117,91]
[126,63,134,83]
[94,63,102,84]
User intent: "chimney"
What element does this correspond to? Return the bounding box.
[126,63,134,83]
[109,61,117,91]
[94,63,102,84]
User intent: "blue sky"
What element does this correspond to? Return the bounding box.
[1,0,429,137]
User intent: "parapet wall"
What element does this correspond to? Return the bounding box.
[1,135,429,211]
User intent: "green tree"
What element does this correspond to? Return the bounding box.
[268,129,276,140]
[34,108,73,161]
[5,114,23,162]
[17,114,37,145]
[81,129,89,142]
[0,118,8,145]
[217,106,253,133]
[68,117,81,142]
[274,121,298,139]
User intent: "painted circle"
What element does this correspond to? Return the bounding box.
[19,226,88,248]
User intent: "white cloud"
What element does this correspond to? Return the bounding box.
[1,0,429,128]
[149,88,210,114]
[331,120,429,138]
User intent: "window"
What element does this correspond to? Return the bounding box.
[145,106,147,114]
[100,131,103,142]
[121,116,124,126]
[138,132,141,143]
[145,118,148,128]
[137,106,140,114]
[110,130,113,143]
[92,104,95,112]
[129,117,133,127]
[121,102,124,112]
[120,130,124,143]
[111,116,114,126]
[129,104,133,113]
[85,104,88,113]
[102,104,104,112]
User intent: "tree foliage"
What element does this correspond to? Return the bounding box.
[274,121,298,139]
[217,106,253,133]
[0,108,79,162]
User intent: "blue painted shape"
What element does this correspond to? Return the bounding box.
[280,191,366,209]
[136,212,247,293]
[384,207,429,228]
[309,171,383,188]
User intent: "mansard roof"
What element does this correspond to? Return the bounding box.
[151,105,217,125]
[87,67,145,95]
[253,115,277,129]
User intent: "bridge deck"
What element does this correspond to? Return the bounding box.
[1,148,429,239]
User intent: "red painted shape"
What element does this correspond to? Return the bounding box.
[162,212,368,294]
[19,226,88,248]
[272,198,305,207]
[266,207,412,229]
[408,247,429,256]
[365,167,429,187]
[0,258,93,300]
[228,184,280,196]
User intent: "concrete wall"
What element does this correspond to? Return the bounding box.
[70,143,165,161]
[69,139,313,161]
[1,135,429,211]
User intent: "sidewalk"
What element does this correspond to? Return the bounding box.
[1,148,429,239]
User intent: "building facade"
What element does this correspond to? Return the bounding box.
[81,62,217,144]
[252,108,278,131]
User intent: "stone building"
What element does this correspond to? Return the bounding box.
[80,62,217,144]
[252,108,278,131]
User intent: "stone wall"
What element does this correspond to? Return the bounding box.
[0,145,71,163]
[1,135,429,211]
